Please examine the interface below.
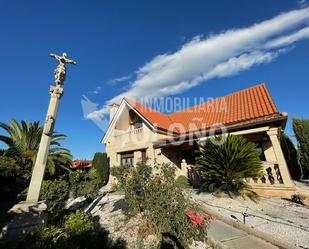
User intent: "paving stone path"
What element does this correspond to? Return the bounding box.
[208,219,278,249]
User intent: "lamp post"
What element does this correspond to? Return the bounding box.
[26,53,76,203]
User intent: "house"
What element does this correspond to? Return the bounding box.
[70,159,92,170]
[102,83,295,196]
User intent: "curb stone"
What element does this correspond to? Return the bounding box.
[207,235,229,249]
[195,200,298,249]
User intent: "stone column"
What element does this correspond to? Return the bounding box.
[26,86,63,203]
[267,128,294,187]
[1,53,76,239]
[180,159,188,176]
[134,151,142,166]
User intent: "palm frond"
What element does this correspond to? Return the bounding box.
[194,135,262,200]
[0,119,72,177]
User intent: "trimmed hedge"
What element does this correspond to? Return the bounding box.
[92,152,109,186]
[293,118,309,179]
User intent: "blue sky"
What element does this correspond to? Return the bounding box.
[0,1,309,159]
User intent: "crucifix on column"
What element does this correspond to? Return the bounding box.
[26,53,76,203]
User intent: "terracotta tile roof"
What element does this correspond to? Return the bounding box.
[70,160,92,169]
[124,97,175,131]
[124,83,280,133]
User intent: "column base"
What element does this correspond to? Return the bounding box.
[1,201,47,240]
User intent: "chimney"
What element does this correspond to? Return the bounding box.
[108,103,119,122]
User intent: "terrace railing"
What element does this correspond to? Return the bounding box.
[186,161,285,188]
[113,127,144,145]
[247,161,284,186]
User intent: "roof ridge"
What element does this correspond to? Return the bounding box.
[168,82,266,115]
[124,97,168,114]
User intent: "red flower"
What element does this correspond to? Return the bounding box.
[187,210,208,226]
[195,216,202,223]
[187,210,196,219]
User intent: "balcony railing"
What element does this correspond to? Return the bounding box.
[112,127,144,146]
[185,160,284,188]
[245,161,284,186]
[114,127,143,137]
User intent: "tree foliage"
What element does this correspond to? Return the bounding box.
[293,118,309,179]
[194,135,263,199]
[69,168,100,200]
[92,152,109,186]
[281,133,302,180]
[0,119,72,181]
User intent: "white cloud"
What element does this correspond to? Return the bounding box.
[299,0,308,8]
[86,7,309,121]
[107,75,131,85]
[88,86,102,95]
[264,26,309,49]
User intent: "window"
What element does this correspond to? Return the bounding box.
[120,152,134,166]
[129,110,143,129]
[141,149,147,163]
[133,122,142,129]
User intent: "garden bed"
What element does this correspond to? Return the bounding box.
[87,191,215,249]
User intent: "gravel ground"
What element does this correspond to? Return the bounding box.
[189,191,309,249]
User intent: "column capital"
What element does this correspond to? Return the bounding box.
[267,127,279,137]
[49,85,64,98]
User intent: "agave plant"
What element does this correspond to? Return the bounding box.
[194,135,263,199]
[0,119,72,179]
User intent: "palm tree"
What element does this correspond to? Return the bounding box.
[0,119,72,180]
[194,135,263,199]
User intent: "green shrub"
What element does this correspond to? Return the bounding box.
[27,226,68,249]
[195,135,262,199]
[63,210,94,236]
[175,175,191,189]
[293,118,309,178]
[110,182,122,192]
[92,152,110,186]
[0,210,126,249]
[111,163,151,213]
[40,180,69,221]
[69,168,99,200]
[16,180,70,224]
[112,163,212,247]
[281,134,302,180]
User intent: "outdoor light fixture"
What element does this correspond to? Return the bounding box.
[242,212,249,224]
